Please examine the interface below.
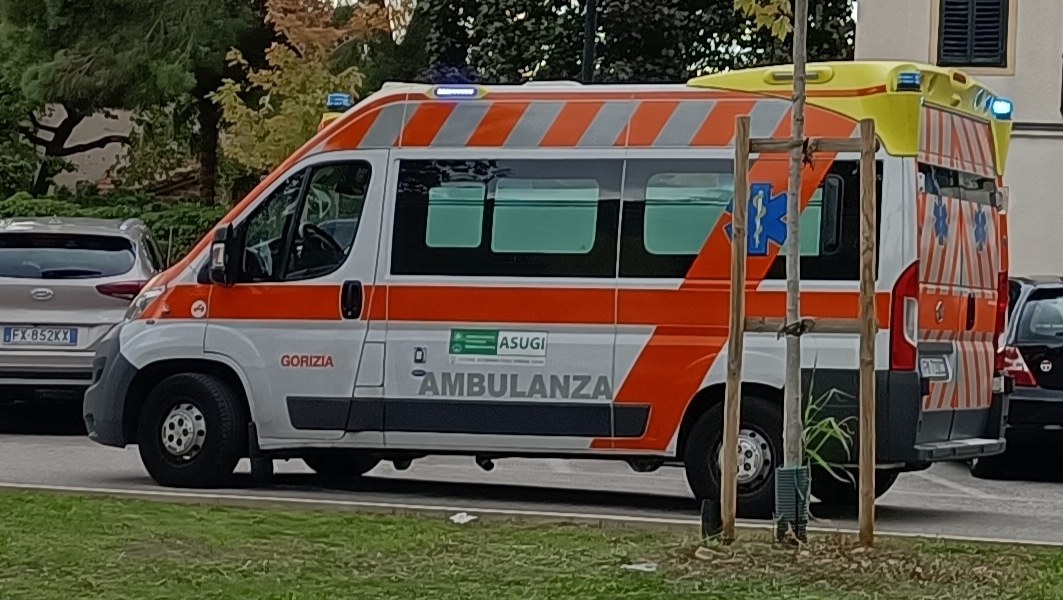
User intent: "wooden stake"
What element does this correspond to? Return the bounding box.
[858,118,878,547]
[722,115,751,544]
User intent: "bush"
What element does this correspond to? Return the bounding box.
[0,190,227,267]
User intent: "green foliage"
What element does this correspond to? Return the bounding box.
[213,44,364,172]
[419,0,854,84]
[0,84,39,197]
[802,366,857,484]
[0,189,225,266]
[115,100,198,189]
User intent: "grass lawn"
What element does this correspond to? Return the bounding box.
[1,492,1061,599]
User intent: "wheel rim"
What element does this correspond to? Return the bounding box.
[717,428,774,490]
[160,402,206,461]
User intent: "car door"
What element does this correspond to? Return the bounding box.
[204,150,388,445]
[951,170,1000,440]
[915,164,968,442]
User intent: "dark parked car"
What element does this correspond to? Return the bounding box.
[971,275,1063,478]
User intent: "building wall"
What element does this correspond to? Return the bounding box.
[855,0,1063,276]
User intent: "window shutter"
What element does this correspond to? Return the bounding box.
[938,0,1009,68]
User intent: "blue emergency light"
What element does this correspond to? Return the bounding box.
[990,97,1014,120]
[896,71,922,92]
[326,93,353,111]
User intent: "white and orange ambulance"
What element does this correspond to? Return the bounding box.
[84,61,1013,517]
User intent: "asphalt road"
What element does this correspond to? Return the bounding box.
[4,401,1063,543]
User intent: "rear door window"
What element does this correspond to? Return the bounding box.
[1016,288,1063,342]
[0,233,136,279]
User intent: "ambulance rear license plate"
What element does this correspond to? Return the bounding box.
[919,356,950,380]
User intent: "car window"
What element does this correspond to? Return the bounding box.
[238,162,371,283]
[0,233,136,279]
[1016,289,1063,342]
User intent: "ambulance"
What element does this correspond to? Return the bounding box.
[83,61,1013,518]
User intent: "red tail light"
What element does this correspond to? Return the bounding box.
[891,261,919,371]
[994,271,1009,371]
[95,280,148,301]
[1003,346,1036,387]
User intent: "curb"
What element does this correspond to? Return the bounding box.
[2,481,1061,548]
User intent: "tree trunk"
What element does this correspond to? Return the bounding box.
[197,94,221,205]
[29,110,84,197]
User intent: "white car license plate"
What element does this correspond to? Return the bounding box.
[919,356,951,380]
[2,327,78,346]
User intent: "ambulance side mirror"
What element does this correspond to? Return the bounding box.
[208,225,238,287]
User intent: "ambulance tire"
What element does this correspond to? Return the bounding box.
[684,395,783,520]
[969,453,1011,480]
[137,373,246,489]
[302,452,380,479]
[811,468,899,507]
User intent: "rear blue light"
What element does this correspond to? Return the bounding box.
[896,71,922,92]
[990,97,1014,120]
[326,93,353,111]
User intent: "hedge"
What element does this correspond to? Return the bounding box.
[0,190,227,267]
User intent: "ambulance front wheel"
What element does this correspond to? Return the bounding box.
[137,373,247,488]
[683,395,783,520]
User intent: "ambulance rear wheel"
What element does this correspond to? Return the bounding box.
[684,395,782,519]
[969,453,1011,480]
[137,373,246,488]
[303,452,380,479]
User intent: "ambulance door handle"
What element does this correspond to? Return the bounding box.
[341,281,363,320]
[965,293,976,331]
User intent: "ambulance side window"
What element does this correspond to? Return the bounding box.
[391,159,621,277]
[619,160,857,279]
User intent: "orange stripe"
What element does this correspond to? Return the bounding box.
[144,283,894,328]
[467,102,529,146]
[539,102,604,146]
[689,101,757,146]
[401,103,456,146]
[388,287,615,325]
[209,286,342,320]
[624,101,680,147]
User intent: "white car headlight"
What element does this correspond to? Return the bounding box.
[124,287,166,321]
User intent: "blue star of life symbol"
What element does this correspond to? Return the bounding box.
[973,209,988,251]
[724,183,788,256]
[932,197,949,246]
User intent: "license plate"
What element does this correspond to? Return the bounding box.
[2,327,79,346]
[919,356,951,380]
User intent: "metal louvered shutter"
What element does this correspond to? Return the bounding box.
[938,0,1009,68]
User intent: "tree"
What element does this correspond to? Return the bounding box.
[735,0,854,63]
[0,0,273,200]
[419,0,853,84]
[1,0,182,194]
[0,78,41,198]
[212,0,386,173]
